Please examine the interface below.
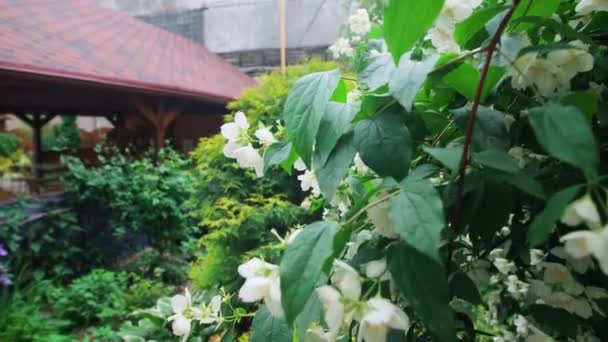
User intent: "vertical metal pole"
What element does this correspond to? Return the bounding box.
[280,0,287,75]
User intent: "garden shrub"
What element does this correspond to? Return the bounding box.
[50,269,129,326]
[43,116,81,152]
[187,61,336,290]
[62,146,195,255]
[0,278,71,341]
[0,132,20,157]
[116,247,189,285]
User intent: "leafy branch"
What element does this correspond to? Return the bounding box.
[448,0,522,273]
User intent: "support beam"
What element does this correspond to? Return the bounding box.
[14,112,56,193]
[133,99,180,152]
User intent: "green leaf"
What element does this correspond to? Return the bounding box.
[443,63,505,102]
[330,79,347,103]
[295,292,323,342]
[280,221,337,324]
[384,0,445,63]
[314,133,357,200]
[354,111,413,180]
[315,103,358,166]
[513,16,593,44]
[453,105,509,150]
[283,70,341,167]
[360,53,397,91]
[251,306,293,342]
[528,103,598,177]
[455,6,507,48]
[388,242,456,342]
[449,272,482,305]
[264,142,296,173]
[474,149,520,174]
[526,304,578,338]
[424,146,463,172]
[221,324,234,342]
[388,180,445,262]
[528,186,581,247]
[561,91,599,117]
[467,179,514,244]
[509,0,560,31]
[389,54,440,111]
[506,173,546,200]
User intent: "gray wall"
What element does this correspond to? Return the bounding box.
[97,0,347,53]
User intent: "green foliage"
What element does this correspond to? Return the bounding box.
[250,306,292,342]
[280,221,336,323]
[116,248,189,285]
[190,195,307,290]
[283,70,341,166]
[62,146,194,253]
[384,0,445,62]
[43,116,81,152]
[0,132,20,157]
[226,59,338,125]
[0,279,71,341]
[126,275,174,310]
[50,269,129,326]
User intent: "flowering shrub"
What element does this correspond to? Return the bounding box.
[168,1,608,341]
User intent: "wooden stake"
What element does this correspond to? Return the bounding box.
[280,0,287,75]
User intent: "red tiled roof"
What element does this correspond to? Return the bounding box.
[0,0,255,104]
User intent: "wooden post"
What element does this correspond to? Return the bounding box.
[280,0,287,75]
[134,100,179,153]
[14,112,56,193]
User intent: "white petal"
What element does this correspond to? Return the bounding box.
[332,260,362,300]
[359,321,388,342]
[265,278,284,317]
[254,128,277,146]
[238,277,270,302]
[210,295,222,314]
[238,258,267,278]
[560,230,596,258]
[234,111,250,129]
[223,141,242,159]
[220,122,239,141]
[294,158,307,171]
[171,315,191,337]
[171,294,188,314]
[317,286,345,337]
[365,259,387,279]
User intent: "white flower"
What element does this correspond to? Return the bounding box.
[329,38,354,59]
[514,315,529,336]
[286,229,303,245]
[560,227,608,275]
[530,280,553,301]
[353,153,370,174]
[254,127,277,146]
[506,275,530,300]
[197,295,222,324]
[365,258,388,279]
[489,248,505,261]
[551,246,594,274]
[443,0,482,22]
[548,41,594,86]
[542,262,573,285]
[332,260,362,300]
[561,195,600,228]
[298,170,321,197]
[168,288,199,341]
[345,230,373,260]
[575,0,608,15]
[367,199,399,239]
[304,326,334,342]
[530,249,545,266]
[317,285,346,339]
[221,111,249,143]
[510,53,561,96]
[494,257,516,274]
[358,298,410,342]
[237,258,284,317]
[233,144,264,178]
[426,21,460,54]
[348,89,362,103]
[294,158,307,172]
[348,9,371,36]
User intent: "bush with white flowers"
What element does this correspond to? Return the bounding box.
[169,1,608,341]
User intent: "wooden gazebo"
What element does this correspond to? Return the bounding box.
[0,0,255,180]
